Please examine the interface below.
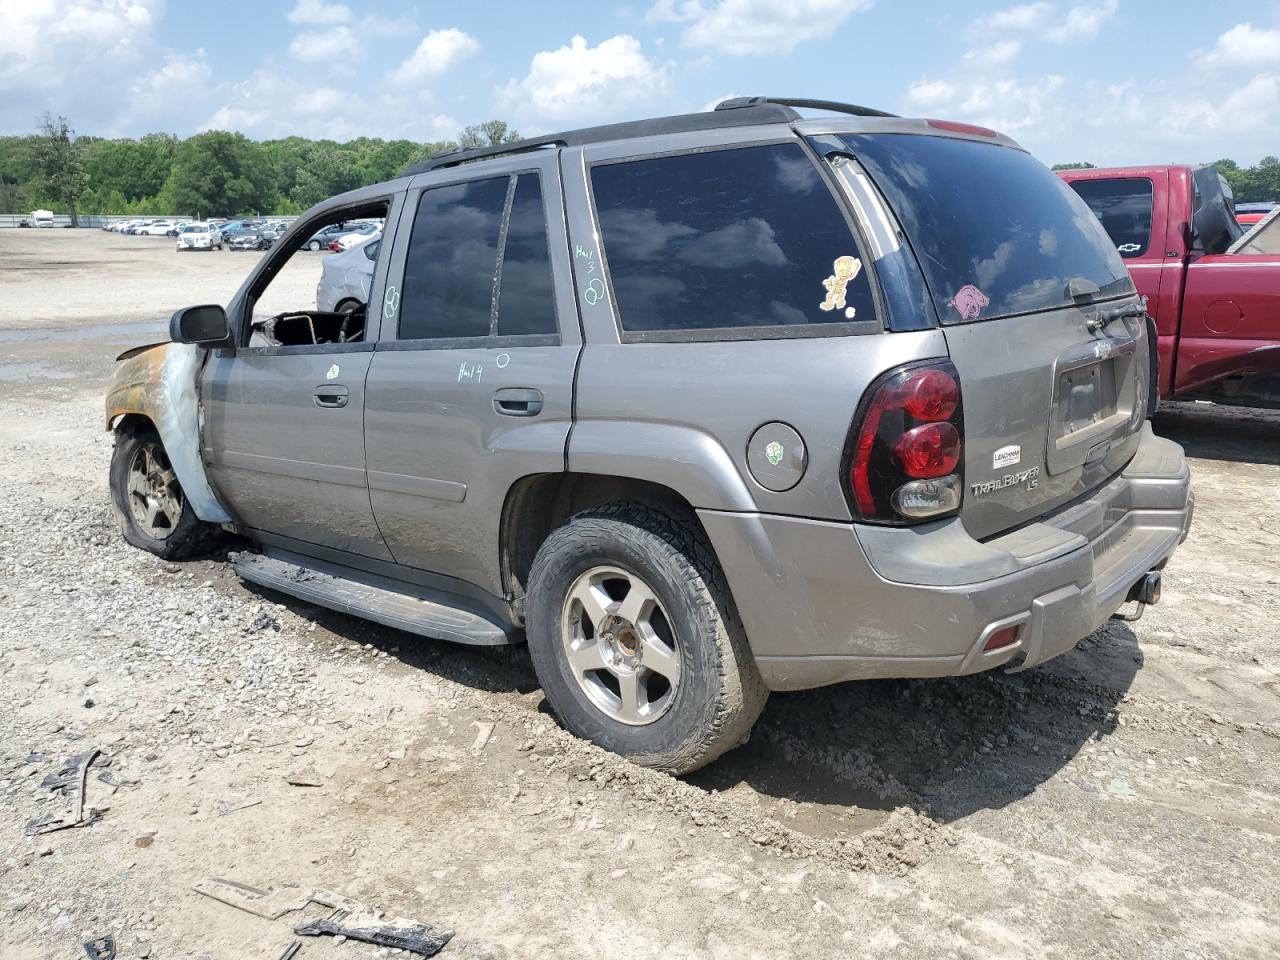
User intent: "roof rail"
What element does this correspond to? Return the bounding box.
[715,96,897,119]
[402,102,801,176]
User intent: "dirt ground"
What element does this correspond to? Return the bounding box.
[1,230,1278,960]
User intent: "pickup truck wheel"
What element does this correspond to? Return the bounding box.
[526,503,767,775]
[109,429,217,560]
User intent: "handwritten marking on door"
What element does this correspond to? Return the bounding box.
[457,362,484,383]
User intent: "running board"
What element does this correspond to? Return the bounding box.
[231,551,513,646]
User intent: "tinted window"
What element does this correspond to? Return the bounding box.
[838,134,1132,323]
[399,177,507,340]
[591,143,871,335]
[363,238,381,261]
[496,174,556,337]
[1069,178,1154,258]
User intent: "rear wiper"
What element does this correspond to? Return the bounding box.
[1065,276,1102,302]
[1086,296,1148,334]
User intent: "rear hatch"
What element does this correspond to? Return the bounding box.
[836,131,1150,539]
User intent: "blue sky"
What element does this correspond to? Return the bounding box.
[1,0,1278,166]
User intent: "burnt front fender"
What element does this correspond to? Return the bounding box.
[105,342,232,524]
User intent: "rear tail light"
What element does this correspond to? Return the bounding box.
[847,361,964,523]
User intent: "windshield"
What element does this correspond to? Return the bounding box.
[835,134,1133,323]
[181,224,205,233]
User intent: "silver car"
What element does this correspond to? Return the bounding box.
[315,236,379,312]
[106,97,1192,774]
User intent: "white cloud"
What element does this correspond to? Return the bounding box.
[286,0,350,25]
[905,73,1066,135]
[1194,23,1280,69]
[646,0,873,56]
[1044,0,1118,42]
[386,28,480,88]
[115,49,214,132]
[0,0,162,84]
[975,0,1117,43]
[497,35,671,125]
[289,25,360,62]
[962,39,1023,66]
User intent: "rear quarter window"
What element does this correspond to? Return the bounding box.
[838,133,1133,323]
[590,143,875,339]
[1068,177,1154,258]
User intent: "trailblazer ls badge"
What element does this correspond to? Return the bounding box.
[971,465,1041,498]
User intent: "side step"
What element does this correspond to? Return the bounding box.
[231,551,513,646]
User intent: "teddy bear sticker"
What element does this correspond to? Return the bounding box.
[819,255,862,314]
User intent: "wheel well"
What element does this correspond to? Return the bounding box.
[111,413,156,438]
[501,473,708,621]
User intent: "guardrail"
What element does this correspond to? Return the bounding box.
[0,214,302,229]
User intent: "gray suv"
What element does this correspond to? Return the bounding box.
[105,97,1193,774]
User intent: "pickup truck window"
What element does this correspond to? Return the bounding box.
[839,134,1132,322]
[1068,178,1153,259]
[590,143,874,336]
[399,176,509,340]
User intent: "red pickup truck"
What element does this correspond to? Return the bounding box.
[1059,165,1279,409]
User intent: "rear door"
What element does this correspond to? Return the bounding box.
[835,132,1150,539]
[363,151,580,597]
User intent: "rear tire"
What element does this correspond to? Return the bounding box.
[308,240,321,251]
[109,428,218,560]
[525,503,767,775]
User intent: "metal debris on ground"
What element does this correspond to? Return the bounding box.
[295,905,453,957]
[275,940,302,960]
[214,797,263,816]
[193,878,355,921]
[82,934,116,960]
[25,748,109,835]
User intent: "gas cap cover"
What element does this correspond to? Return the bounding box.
[747,422,807,492]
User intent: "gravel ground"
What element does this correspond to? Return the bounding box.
[2,231,1278,960]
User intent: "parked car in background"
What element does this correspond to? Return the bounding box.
[30,209,54,228]
[332,222,380,251]
[166,221,192,237]
[304,223,353,251]
[107,98,1191,774]
[175,222,223,251]
[137,221,177,237]
[315,237,379,312]
[1060,164,1280,409]
[1236,202,1276,227]
[227,229,277,252]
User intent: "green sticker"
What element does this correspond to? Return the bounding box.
[325,363,340,380]
[765,440,784,467]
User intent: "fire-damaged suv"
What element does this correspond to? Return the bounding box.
[105,97,1194,774]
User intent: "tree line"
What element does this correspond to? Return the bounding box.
[0,115,522,223]
[3,114,1275,224]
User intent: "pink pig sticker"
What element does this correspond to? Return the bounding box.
[949,284,990,320]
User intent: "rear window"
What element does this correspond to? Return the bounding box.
[591,143,873,338]
[1068,177,1153,258]
[837,134,1132,323]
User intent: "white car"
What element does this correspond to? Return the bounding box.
[137,221,177,236]
[333,223,381,250]
[315,236,379,312]
[175,222,223,251]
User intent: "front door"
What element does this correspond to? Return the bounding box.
[363,152,580,596]
[200,197,402,561]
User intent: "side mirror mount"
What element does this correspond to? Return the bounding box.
[170,304,230,346]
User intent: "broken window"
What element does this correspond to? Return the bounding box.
[246,200,389,348]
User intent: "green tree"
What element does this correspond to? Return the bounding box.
[458,120,521,149]
[167,130,275,218]
[32,113,87,225]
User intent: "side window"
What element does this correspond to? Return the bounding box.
[590,143,873,336]
[495,174,557,337]
[1069,177,1154,258]
[399,177,508,340]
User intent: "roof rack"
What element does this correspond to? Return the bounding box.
[402,96,894,176]
[714,96,897,119]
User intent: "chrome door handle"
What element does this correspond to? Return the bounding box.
[493,388,543,417]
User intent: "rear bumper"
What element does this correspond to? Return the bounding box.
[700,423,1192,692]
